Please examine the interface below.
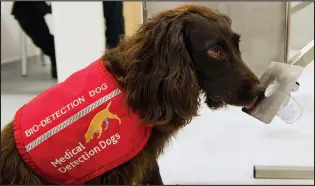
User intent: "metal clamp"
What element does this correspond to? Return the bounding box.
[291,82,300,92]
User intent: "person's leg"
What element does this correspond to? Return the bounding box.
[14,15,57,79]
[103,1,125,48]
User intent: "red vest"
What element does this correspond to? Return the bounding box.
[13,58,152,184]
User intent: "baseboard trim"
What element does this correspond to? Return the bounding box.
[1,55,41,66]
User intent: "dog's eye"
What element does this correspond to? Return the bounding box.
[208,45,223,59]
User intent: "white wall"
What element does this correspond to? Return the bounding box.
[0,2,56,64]
[145,2,314,76]
[0,2,40,63]
[51,2,105,82]
[145,2,286,77]
[290,2,314,50]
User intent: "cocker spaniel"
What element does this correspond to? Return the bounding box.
[1,5,265,185]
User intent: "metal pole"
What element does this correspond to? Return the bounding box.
[254,165,314,179]
[142,1,148,22]
[40,51,46,66]
[284,1,291,63]
[20,30,28,77]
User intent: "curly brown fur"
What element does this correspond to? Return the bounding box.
[1,5,265,185]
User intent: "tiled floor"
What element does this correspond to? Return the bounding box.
[1,60,314,184]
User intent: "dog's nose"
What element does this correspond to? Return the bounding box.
[244,83,265,109]
[251,83,266,97]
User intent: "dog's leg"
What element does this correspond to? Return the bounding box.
[85,173,130,185]
[140,159,164,185]
[85,161,133,185]
[87,132,94,143]
[97,128,103,139]
[104,118,109,130]
[107,114,121,125]
[1,122,47,184]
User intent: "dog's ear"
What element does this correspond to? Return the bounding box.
[122,14,200,127]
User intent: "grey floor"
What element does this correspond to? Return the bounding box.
[1,56,57,95]
[1,57,57,127]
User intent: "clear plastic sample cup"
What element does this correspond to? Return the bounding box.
[276,94,303,124]
[264,80,303,124]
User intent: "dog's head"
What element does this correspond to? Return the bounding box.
[105,5,265,126]
[180,6,265,109]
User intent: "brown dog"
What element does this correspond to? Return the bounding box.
[1,5,265,185]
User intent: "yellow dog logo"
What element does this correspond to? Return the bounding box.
[84,101,121,143]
